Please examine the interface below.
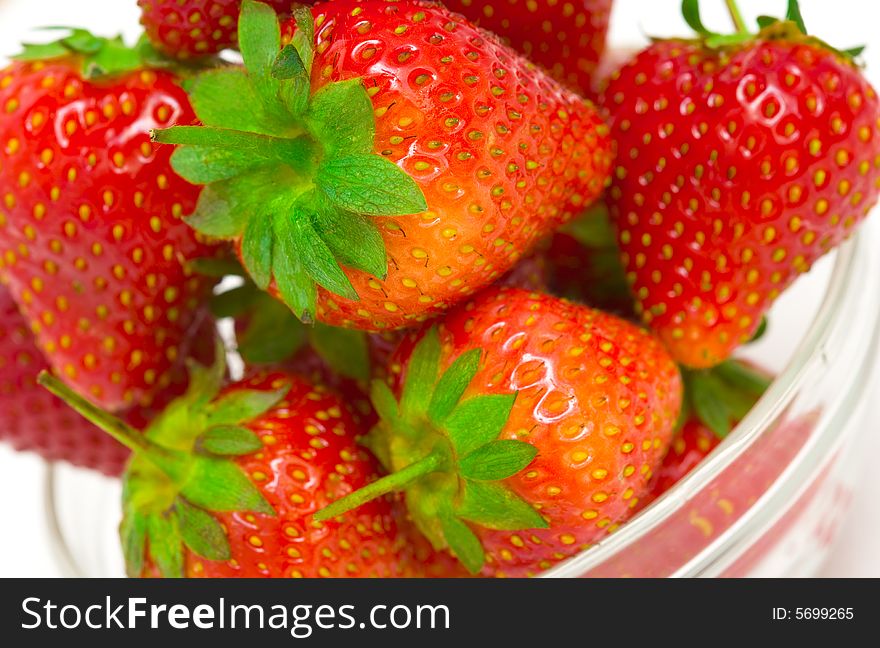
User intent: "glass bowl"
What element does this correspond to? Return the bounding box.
[45,217,880,578]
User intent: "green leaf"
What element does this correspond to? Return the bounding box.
[211,286,256,318]
[456,480,548,531]
[309,325,370,382]
[182,456,275,515]
[196,426,264,456]
[189,68,270,132]
[188,168,292,238]
[756,15,776,29]
[291,5,315,75]
[237,293,307,364]
[191,256,246,280]
[843,45,866,58]
[370,379,400,424]
[239,0,283,112]
[205,384,290,427]
[458,440,538,481]
[181,346,227,410]
[786,0,807,34]
[146,513,184,578]
[241,214,275,290]
[155,126,310,167]
[681,0,714,36]
[439,509,485,574]
[171,145,265,184]
[315,206,387,279]
[317,154,427,216]
[175,497,231,561]
[272,43,307,80]
[427,349,481,424]
[443,394,517,456]
[714,360,772,397]
[274,44,310,117]
[61,29,104,54]
[13,41,70,61]
[704,33,753,48]
[687,372,732,438]
[273,218,317,322]
[119,509,147,578]
[306,79,375,156]
[400,327,441,417]
[185,180,254,238]
[289,211,359,301]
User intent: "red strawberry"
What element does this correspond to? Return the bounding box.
[442,0,613,97]
[601,1,880,368]
[138,0,298,59]
[317,287,682,576]
[0,34,220,411]
[40,357,419,578]
[1,283,218,475]
[647,418,720,500]
[0,285,128,474]
[155,0,612,332]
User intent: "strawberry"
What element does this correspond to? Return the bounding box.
[40,354,418,578]
[138,0,298,59]
[1,283,219,475]
[442,0,613,97]
[316,287,682,576]
[0,284,129,474]
[155,0,612,331]
[0,32,220,411]
[601,0,880,368]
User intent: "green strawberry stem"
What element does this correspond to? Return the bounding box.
[723,0,748,34]
[151,1,428,322]
[315,453,445,522]
[38,371,186,480]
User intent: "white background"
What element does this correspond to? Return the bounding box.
[0,0,879,577]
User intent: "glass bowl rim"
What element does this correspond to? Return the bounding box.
[544,224,878,577]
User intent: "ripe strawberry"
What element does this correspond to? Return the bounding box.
[601,0,880,368]
[0,285,128,474]
[0,33,220,411]
[40,357,416,578]
[442,0,613,97]
[155,0,612,331]
[1,283,218,475]
[138,0,298,59]
[317,287,682,576]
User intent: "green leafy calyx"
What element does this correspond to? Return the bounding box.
[14,28,197,79]
[38,350,289,578]
[681,359,772,438]
[313,327,545,574]
[153,1,427,322]
[680,0,864,63]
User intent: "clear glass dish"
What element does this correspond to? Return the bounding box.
[45,217,880,578]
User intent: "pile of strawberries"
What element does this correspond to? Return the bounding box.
[1,0,877,578]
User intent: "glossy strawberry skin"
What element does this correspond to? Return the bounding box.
[392,287,682,576]
[275,1,612,331]
[602,38,880,367]
[176,372,413,578]
[0,285,129,475]
[138,0,297,59]
[0,60,217,411]
[442,0,613,97]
